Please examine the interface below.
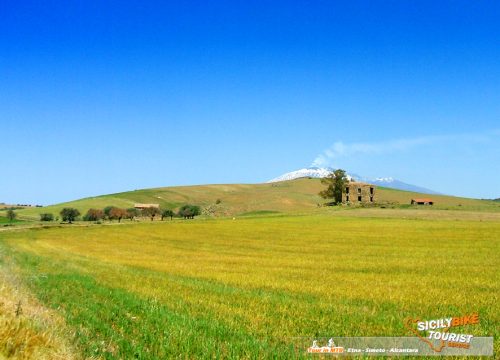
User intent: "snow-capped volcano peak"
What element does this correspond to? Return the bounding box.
[373,177,395,183]
[267,168,440,194]
[267,167,354,183]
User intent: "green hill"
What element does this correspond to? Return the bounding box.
[9,178,499,221]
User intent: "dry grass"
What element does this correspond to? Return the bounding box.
[322,207,500,221]
[0,253,79,360]
[1,212,498,357]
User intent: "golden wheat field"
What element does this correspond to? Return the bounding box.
[1,211,499,358]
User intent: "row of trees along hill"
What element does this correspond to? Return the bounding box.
[36,205,201,223]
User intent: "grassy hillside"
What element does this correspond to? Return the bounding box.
[0,216,27,225]
[375,186,500,211]
[1,214,498,358]
[9,178,500,220]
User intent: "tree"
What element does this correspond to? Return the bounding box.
[83,209,104,222]
[60,208,80,223]
[6,209,16,223]
[103,206,117,220]
[109,207,128,222]
[142,206,160,221]
[126,208,140,221]
[178,204,201,219]
[319,169,349,205]
[39,213,54,221]
[161,209,174,221]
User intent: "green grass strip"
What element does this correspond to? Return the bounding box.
[8,249,298,359]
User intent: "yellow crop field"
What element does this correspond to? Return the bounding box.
[1,211,498,358]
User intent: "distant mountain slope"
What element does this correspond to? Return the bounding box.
[12,178,498,220]
[359,177,441,195]
[269,167,440,194]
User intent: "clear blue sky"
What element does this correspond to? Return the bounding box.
[1,1,499,204]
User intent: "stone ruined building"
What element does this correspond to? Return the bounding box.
[342,182,376,204]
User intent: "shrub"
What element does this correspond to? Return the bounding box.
[126,208,140,221]
[6,209,16,222]
[103,206,117,219]
[39,213,54,221]
[161,209,175,220]
[60,208,80,223]
[109,208,128,222]
[83,209,104,222]
[143,207,160,221]
[178,205,201,219]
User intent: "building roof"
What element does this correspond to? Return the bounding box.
[134,203,160,208]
